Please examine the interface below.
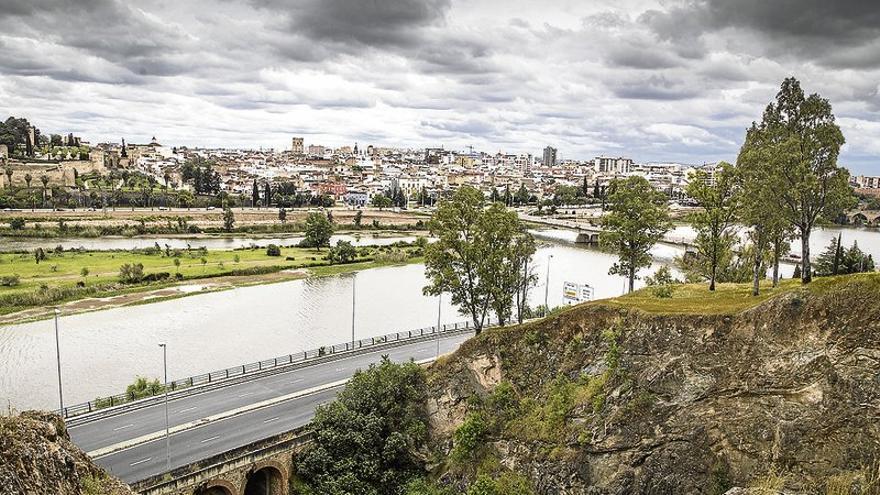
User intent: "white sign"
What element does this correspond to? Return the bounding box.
[563,282,593,304]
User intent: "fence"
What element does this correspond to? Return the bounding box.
[62,316,497,419]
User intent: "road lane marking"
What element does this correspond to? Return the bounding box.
[177,406,197,413]
[334,367,346,372]
[237,392,252,397]
[290,378,304,384]
[200,435,220,443]
[113,424,134,431]
[130,457,151,466]
[263,417,279,423]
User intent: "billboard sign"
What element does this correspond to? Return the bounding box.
[563,282,593,304]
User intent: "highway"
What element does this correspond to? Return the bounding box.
[70,333,471,482]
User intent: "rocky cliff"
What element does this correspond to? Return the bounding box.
[424,275,880,494]
[0,411,135,495]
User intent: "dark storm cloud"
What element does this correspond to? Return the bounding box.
[612,75,702,101]
[0,0,191,79]
[641,0,880,68]
[252,0,450,48]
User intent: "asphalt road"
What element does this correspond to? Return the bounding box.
[71,333,471,482]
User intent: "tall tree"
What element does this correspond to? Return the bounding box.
[600,176,671,293]
[252,178,259,208]
[303,212,334,250]
[740,77,854,284]
[222,206,235,232]
[423,186,535,333]
[263,182,271,207]
[40,175,49,208]
[4,167,12,189]
[685,163,740,291]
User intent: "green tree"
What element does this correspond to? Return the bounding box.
[685,163,740,291]
[423,186,535,332]
[80,267,89,278]
[4,167,12,189]
[739,77,854,284]
[173,257,181,274]
[39,174,49,208]
[328,240,357,264]
[303,212,334,250]
[371,194,392,210]
[278,207,287,224]
[354,209,363,227]
[118,263,144,283]
[298,358,428,495]
[601,176,671,293]
[222,206,235,232]
[178,190,194,210]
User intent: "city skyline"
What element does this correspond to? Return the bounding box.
[2,0,879,173]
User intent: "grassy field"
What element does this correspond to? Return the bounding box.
[0,242,422,318]
[598,272,880,315]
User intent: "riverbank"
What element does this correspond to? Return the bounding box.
[0,243,424,325]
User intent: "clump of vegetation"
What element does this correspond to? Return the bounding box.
[125,376,164,401]
[265,244,281,257]
[118,263,144,283]
[298,357,429,494]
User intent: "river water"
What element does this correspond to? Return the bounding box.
[0,226,877,410]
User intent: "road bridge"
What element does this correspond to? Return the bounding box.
[69,323,485,486]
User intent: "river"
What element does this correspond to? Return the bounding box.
[0,226,877,410]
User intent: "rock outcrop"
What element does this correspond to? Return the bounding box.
[425,276,880,494]
[0,411,135,495]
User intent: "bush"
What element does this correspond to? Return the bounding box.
[0,274,20,287]
[298,358,428,494]
[451,412,489,463]
[8,217,25,230]
[125,376,164,401]
[266,244,281,256]
[118,263,145,283]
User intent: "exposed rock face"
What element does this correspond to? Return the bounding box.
[426,278,880,494]
[0,411,135,495]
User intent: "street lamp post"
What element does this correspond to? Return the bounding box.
[351,275,356,349]
[436,293,442,358]
[544,254,553,315]
[158,342,170,472]
[53,308,63,415]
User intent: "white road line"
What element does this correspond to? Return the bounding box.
[237,392,252,398]
[130,457,152,466]
[290,378,304,384]
[200,435,220,443]
[263,417,279,423]
[334,367,346,372]
[177,406,197,413]
[113,424,134,431]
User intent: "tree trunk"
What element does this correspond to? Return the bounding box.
[709,260,716,291]
[801,226,812,284]
[772,238,781,287]
[752,247,762,296]
[628,265,635,293]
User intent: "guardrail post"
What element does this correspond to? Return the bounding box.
[110,397,114,407]
[258,361,262,370]
[226,369,229,379]
[274,358,277,366]
[288,354,292,363]
[304,351,307,360]
[242,365,245,375]
[208,373,212,383]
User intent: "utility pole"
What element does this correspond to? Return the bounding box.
[53,308,63,415]
[436,293,442,358]
[544,254,553,315]
[158,342,170,472]
[351,274,356,349]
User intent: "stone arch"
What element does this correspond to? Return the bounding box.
[195,479,238,495]
[243,461,287,495]
[851,212,869,225]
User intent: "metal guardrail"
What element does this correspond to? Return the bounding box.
[62,317,496,419]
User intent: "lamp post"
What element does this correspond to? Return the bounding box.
[544,254,553,315]
[53,307,63,415]
[436,293,442,358]
[351,274,356,349]
[158,342,170,472]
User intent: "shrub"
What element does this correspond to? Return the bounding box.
[119,263,145,283]
[0,274,20,287]
[8,217,25,230]
[125,376,164,401]
[451,412,489,463]
[266,244,281,256]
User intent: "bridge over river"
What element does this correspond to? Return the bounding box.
[69,322,487,494]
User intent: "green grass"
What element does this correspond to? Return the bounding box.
[599,272,880,315]
[0,244,421,317]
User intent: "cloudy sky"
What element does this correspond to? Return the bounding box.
[1,0,879,173]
